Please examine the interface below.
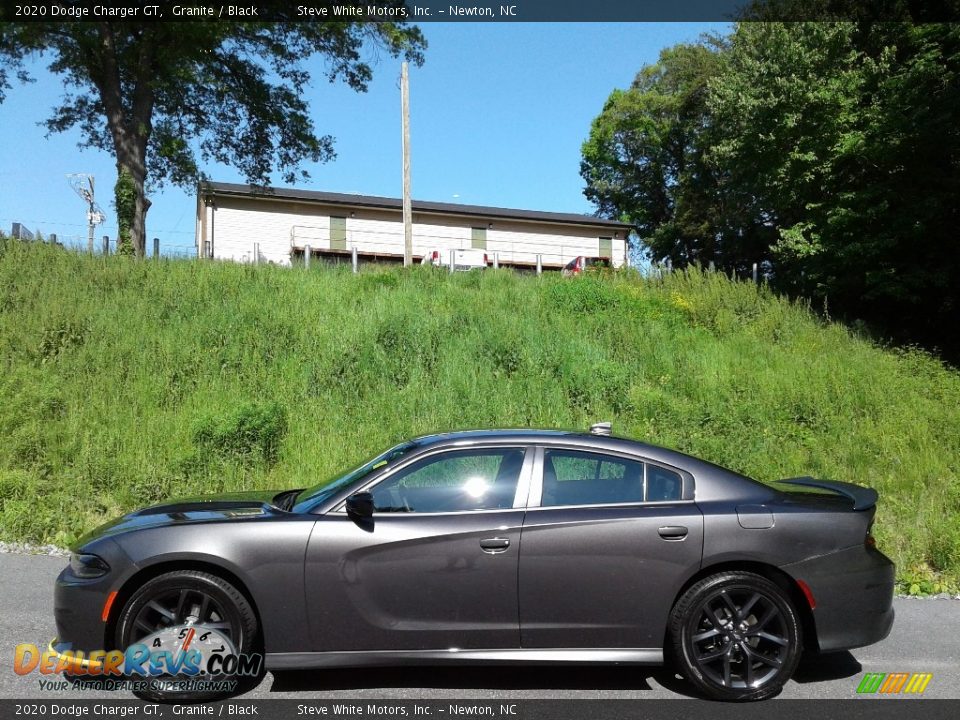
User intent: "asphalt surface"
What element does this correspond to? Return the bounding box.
[2,551,957,701]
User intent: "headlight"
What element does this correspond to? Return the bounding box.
[69,553,110,579]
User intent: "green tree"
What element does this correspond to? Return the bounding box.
[581,41,775,272]
[709,21,960,354]
[585,20,960,359]
[581,42,725,267]
[0,14,425,256]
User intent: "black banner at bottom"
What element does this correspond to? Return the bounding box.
[2,700,960,720]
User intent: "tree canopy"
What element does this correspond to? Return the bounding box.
[582,21,960,360]
[0,16,426,255]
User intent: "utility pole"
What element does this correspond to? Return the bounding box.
[401,61,412,267]
[87,176,96,254]
[67,174,105,253]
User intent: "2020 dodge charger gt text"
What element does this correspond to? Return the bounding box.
[53,427,895,701]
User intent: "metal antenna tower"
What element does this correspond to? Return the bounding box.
[67,174,106,253]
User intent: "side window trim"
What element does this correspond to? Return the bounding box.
[528,444,695,509]
[333,444,534,515]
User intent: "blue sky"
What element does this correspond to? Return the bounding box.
[0,22,725,255]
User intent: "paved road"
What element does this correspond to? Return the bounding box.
[2,552,957,700]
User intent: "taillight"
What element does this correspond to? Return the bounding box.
[484,253,489,265]
[431,251,439,262]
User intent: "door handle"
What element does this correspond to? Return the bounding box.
[658,526,688,540]
[479,537,511,554]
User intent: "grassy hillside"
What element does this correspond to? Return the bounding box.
[1,241,958,593]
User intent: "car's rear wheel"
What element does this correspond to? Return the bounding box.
[669,571,802,701]
[115,570,260,702]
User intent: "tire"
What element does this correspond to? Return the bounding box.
[669,571,802,701]
[115,570,260,703]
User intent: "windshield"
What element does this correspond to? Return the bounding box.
[292,441,417,511]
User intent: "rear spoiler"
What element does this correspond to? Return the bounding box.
[777,477,878,511]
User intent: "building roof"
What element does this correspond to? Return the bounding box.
[201,182,633,232]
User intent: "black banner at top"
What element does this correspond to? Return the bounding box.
[1,0,959,23]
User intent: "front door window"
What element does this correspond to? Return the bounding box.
[370,448,525,513]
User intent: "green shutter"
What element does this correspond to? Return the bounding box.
[471,227,487,250]
[599,236,612,259]
[331,216,347,251]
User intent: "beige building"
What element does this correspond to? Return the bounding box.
[195,182,632,269]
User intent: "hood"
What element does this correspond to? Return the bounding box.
[73,489,288,548]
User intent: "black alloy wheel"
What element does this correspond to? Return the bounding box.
[670,571,802,701]
[126,587,236,646]
[115,570,260,702]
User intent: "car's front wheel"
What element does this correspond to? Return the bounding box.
[669,571,802,701]
[115,570,260,702]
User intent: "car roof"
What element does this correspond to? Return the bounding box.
[410,429,678,459]
[407,428,775,503]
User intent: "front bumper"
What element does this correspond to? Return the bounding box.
[54,539,137,654]
[785,545,895,653]
[54,565,117,654]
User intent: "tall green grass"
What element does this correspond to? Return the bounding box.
[1,241,958,592]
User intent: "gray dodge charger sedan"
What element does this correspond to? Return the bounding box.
[53,425,894,701]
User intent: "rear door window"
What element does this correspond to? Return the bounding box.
[541,449,644,507]
[540,450,684,506]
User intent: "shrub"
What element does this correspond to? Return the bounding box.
[192,402,288,466]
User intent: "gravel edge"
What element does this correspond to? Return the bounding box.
[0,541,70,557]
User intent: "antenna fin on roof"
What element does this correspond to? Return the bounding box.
[590,421,612,436]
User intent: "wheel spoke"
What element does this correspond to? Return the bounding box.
[693,627,721,642]
[697,645,728,663]
[743,643,782,668]
[134,618,154,634]
[708,605,729,629]
[718,591,738,616]
[173,589,188,623]
[722,649,732,686]
[737,593,761,621]
[147,600,175,621]
[744,649,755,686]
[198,594,211,623]
[755,630,789,646]
[754,605,780,630]
[201,621,231,630]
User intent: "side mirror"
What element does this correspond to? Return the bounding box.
[345,491,374,519]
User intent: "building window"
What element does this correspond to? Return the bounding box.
[471,227,487,250]
[331,216,347,251]
[599,236,612,259]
